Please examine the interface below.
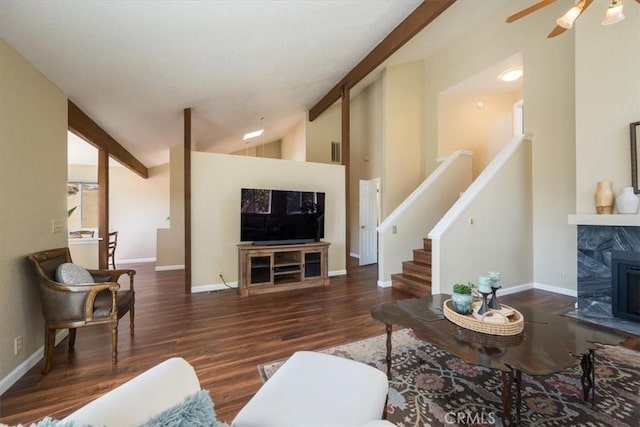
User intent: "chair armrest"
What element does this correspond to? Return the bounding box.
[38,281,120,323]
[88,269,135,291]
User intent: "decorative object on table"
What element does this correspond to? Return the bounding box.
[631,121,639,194]
[451,282,475,314]
[594,180,615,214]
[443,299,524,336]
[616,186,639,214]
[487,271,502,309]
[476,276,492,315]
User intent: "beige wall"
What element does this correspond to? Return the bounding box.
[575,6,640,213]
[281,120,306,161]
[306,102,341,164]
[68,164,170,262]
[433,139,533,294]
[438,91,522,178]
[232,140,281,159]
[349,78,384,255]
[423,1,577,290]
[156,145,185,268]
[191,153,345,289]
[382,61,425,218]
[0,40,68,381]
[109,164,170,261]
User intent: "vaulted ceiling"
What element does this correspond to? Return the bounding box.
[0,1,511,167]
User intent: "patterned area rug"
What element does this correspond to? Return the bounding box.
[258,329,640,426]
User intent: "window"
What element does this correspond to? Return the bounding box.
[331,141,341,163]
[67,182,99,229]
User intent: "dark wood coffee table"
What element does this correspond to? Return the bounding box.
[370,294,624,425]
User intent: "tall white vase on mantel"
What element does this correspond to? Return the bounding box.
[616,187,639,214]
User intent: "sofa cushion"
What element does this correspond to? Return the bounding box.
[140,390,227,427]
[64,358,202,427]
[233,351,389,427]
[55,263,94,285]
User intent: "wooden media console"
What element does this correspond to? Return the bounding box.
[237,241,330,297]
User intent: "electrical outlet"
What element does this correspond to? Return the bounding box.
[392,225,397,234]
[219,271,223,277]
[14,335,22,355]
[468,217,474,226]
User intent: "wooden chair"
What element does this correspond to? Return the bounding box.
[27,247,135,374]
[108,231,118,269]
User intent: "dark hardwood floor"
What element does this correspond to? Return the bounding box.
[0,260,634,425]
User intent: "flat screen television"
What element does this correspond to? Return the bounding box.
[240,188,325,245]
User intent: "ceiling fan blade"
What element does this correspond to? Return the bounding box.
[547,25,568,38]
[506,0,558,23]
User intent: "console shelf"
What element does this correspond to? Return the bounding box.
[237,241,330,297]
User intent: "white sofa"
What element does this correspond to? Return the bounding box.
[65,352,395,427]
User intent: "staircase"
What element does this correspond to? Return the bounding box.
[391,238,432,296]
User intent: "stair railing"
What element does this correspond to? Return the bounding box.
[377,150,473,286]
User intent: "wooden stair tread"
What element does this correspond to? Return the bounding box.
[412,249,432,266]
[391,273,431,297]
[402,260,431,281]
[392,237,433,297]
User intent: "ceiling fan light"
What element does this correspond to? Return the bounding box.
[556,6,581,29]
[602,1,625,25]
[498,67,524,82]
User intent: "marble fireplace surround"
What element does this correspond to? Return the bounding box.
[568,221,640,335]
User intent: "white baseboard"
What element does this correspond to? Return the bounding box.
[498,283,534,296]
[489,282,576,298]
[329,269,347,277]
[192,282,239,293]
[533,282,577,297]
[155,264,185,272]
[0,330,68,396]
[117,257,156,265]
[350,253,360,259]
[377,280,392,288]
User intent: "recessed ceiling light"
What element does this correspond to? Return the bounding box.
[243,129,264,141]
[498,67,523,82]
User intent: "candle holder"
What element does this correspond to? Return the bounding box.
[477,290,491,315]
[489,286,501,310]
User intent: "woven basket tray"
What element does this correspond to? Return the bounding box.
[443,299,524,336]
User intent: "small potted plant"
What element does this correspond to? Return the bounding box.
[451,282,475,314]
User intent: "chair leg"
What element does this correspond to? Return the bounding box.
[42,328,56,374]
[68,328,76,350]
[111,322,118,365]
[129,306,135,336]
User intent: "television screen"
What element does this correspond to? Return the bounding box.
[241,188,325,244]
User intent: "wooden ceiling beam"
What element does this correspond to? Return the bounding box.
[68,100,149,179]
[308,0,456,121]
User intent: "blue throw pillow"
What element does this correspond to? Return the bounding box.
[140,390,228,427]
[29,417,75,427]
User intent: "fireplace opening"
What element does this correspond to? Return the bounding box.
[611,251,640,322]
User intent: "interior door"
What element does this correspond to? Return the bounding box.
[359,179,379,266]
